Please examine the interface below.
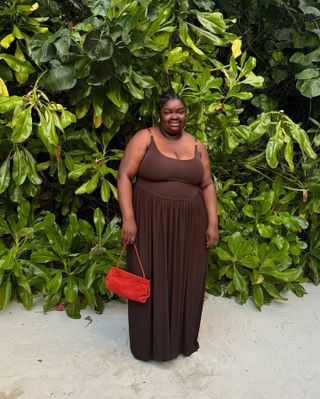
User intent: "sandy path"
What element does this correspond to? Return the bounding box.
[0,283,319,399]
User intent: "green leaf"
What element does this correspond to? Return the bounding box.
[102,216,120,243]
[125,80,144,99]
[57,158,66,185]
[79,281,96,306]
[64,277,78,303]
[61,109,76,128]
[84,265,97,290]
[188,23,225,46]
[132,71,156,89]
[256,223,273,238]
[240,75,264,87]
[12,148,28,185]
[0,54,35,74]
[227,232,244,259]
[291,49,320,66]
[260,267,302,282]
[31,249,60,263]
[106,78,128,112]
[242,204,255,218]
[47,270,63,294]
[179,19,205,56]
[25,148,43,184]
[75,173,100,195]
[0,277,12,310]
[16,227,34,241]
[290,124,317,159]
[16,285,33,310]
[251,94,278,112]
[0,219,10,235]
[0,154,11,194]
[64,214,78,250]
[295,68,319,80]
[262,281,287,301]
[12,107,33,143]
[43,291,61,312]
[68,164,92,180]
[266,134,283,168]
[27,262,50,282]
[241,57,256,76]
[249,112,271,141]
[284,138,294,172]
[100,178,110,202]
[307,258,320,285]
[16,276,32,294]
[287,282,306,298]
[165,47,189,69]
[260,191,275,215]
[233,266,247,293]
[196,12,227,34]
[45,66,76,91]
[15,42,29,84]
[0,96,22,113]
[231,92,253,100]
[252,284,264,310]
[88,60,115,86]
[84,31,114,61]
[1,248,15,270]
[94,208,105,238]
[82,0,111,16]
[297,76,320,98]
[215,247,233,261]
[66,302,83,319]
[37,112,57,154]
[78,220,96,242]
[17,199,30,229]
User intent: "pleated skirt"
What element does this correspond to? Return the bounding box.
[127,178,208,361]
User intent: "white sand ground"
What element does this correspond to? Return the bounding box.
[0,283,320,399]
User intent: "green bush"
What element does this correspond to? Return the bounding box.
[0,0,319,317]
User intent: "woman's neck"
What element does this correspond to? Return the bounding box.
[158,126,183,140]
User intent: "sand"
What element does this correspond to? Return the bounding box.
[0,283,320,399]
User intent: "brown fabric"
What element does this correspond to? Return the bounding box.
[127,132,208,361]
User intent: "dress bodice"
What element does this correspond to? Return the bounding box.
[137,135,204,185]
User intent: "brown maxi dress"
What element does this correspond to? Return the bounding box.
[127,129,208,361]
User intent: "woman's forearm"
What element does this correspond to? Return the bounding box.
[117,173,135,222]
[202,182,218,226]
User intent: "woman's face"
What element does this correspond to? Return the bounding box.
[159,99,186,135]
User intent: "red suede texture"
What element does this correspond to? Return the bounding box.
[105,267,150,303]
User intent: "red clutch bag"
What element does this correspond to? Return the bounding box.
[105,244,150,303]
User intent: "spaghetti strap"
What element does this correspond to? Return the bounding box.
[147,127,153,136]
[194,137,200,156]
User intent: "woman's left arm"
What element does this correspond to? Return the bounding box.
[198,142,219,248]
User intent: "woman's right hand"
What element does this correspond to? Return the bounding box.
[121,218,137,246]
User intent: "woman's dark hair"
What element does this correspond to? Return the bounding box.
[157,93,186,111]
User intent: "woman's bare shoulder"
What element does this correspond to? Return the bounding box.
[183,131,205,146]
[127,128,152,147]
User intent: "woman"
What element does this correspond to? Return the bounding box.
[117,93,218,361]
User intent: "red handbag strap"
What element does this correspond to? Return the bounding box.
[116,244,146,279]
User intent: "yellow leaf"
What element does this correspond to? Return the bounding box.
[0,78,9,96]
[15,72,29,85]
[0,34,15,49]
[31,2,39,11]
[93,115,102,128]
[15,42,26,61]
[232,39,242,59]
[13,25,24,39]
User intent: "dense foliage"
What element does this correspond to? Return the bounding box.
[0,0,319,317]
